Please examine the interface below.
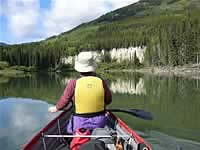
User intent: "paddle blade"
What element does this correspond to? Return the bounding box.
[129,109,153,120]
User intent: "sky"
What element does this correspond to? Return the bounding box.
[0,0,139,44]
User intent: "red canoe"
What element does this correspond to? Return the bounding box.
[22,107,152,150]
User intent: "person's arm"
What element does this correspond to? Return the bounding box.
[48,80,76,112]
[103,80,112,105]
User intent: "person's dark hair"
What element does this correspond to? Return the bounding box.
[80,72,95,76]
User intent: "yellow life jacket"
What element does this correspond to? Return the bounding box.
[75,76,105,114]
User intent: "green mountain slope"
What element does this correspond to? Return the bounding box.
[0,0,200,69]
[94,0,200,22]
[0,42,8,46]
[46,0,200,44]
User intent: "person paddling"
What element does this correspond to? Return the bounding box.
[48,51,112,134]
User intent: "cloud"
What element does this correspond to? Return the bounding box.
[107,0,137,10]
[43,0,139,37]
[1,0,139,43]
[2,0,40,38]
[43,0,107,36]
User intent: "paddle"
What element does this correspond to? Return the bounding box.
[61,103,153,120]
[107,108,153,120]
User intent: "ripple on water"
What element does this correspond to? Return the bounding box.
[144,131,200,150]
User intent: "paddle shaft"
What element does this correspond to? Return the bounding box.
[107,108,153,120]
[62,103,153,120]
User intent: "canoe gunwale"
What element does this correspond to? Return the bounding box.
[22,107,152,150]
[109,112,152,150]
[22,111,66,149]
[22,103,73,150]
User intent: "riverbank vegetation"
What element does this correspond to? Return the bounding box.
[0,61,34,77]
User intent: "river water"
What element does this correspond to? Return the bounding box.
[0,72,200,150]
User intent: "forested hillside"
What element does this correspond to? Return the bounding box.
[0,42,7,46]
[0,0,200,70]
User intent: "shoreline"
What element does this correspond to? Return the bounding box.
[109,64,200,79]
[137,64,200,79]
[1,64,200,80]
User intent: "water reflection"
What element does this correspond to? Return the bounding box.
[61,75,146,95]
[0,72,200,149]
[111,78,146,95]
[0,97,60,150]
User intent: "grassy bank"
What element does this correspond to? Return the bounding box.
[134,64,200,79]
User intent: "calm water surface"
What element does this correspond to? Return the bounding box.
[0,72,200,150]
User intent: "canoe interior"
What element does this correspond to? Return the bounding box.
[22,108,151,150]
[22,109,73,150]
